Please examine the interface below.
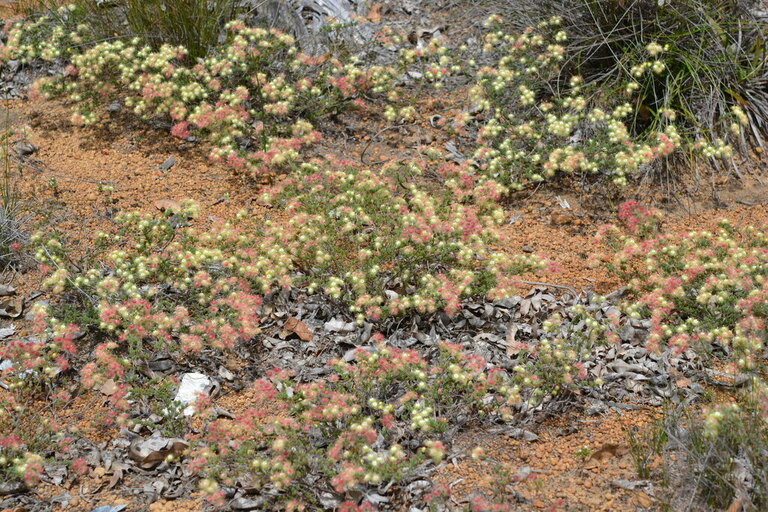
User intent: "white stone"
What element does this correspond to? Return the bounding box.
[174,372,213,416]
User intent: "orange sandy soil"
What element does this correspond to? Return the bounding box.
[1,91,767,512]
[434,407,663,511]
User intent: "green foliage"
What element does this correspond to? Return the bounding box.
[625,415,668,479]
[261,162,542,321]
[129,377,188,438]
[49,0,241,61]
[190,343,521,508]
[0,379,75,488]
[2,10,408,180]
[461,15,740,191]
[499,0,768,150]
[598,215,768,368]
[666,380,768,511]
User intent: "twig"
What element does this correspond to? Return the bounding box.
[360,122,416,165]
[517,280,579,296]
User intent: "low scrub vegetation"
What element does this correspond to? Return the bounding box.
[598,208,768,370]
[1,2,768,510]
[500,0,768,152]
[1,7,750,193]
[261,162,541,320]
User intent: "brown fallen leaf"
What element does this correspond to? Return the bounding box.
[584,443,628,468]
[505,324,519,356]
[367,3,382,22]
[129,435,188,469]
[154,199,181,213]
[100,378,118,395]
[107,462,126,490]
[725,498,743,512]
[633,491,653,508]
[283,317,313,341]
[0,296,23,318]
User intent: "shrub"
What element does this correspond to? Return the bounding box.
[660,379,768,511]
[76,0,241,61]
[3,0,67,16]
[3,1,239,61]
[597,216,768,368]
[27,185,544,399]
[29,201,277,405]
[0,378,77,489]
[261,162,542,321]
[22,18,389,178]
[1,10,453,180]
[189,342,532,508]
[461,15,740,191]
[497,0,768,151]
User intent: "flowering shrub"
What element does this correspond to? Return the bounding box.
[510,304,606,401]
[0,322,79,394]
[261,162,542,321]
[0,9,457,181]
[661,379,768,511]
[26,185,545,408]
[190,342,530,508]
[599,218,768,368]
[503,0,768,150]
[97,0,240,61]
[0,386,76,489]
[463,16,741,190]
[2,13,375,177]
[616,200,663,239]
[594,200,664,259]
[29,202,278,408]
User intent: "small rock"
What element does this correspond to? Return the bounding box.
[218,366,235,381]
[550,212,572,225]
[230,497,266,510]
[159,156,176,172]
[154,199,181,213]
[14,140,38,156]
[504,428,539,441]
[174,372,213,416]
[0,481,27,496]
[633,491,653,508]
